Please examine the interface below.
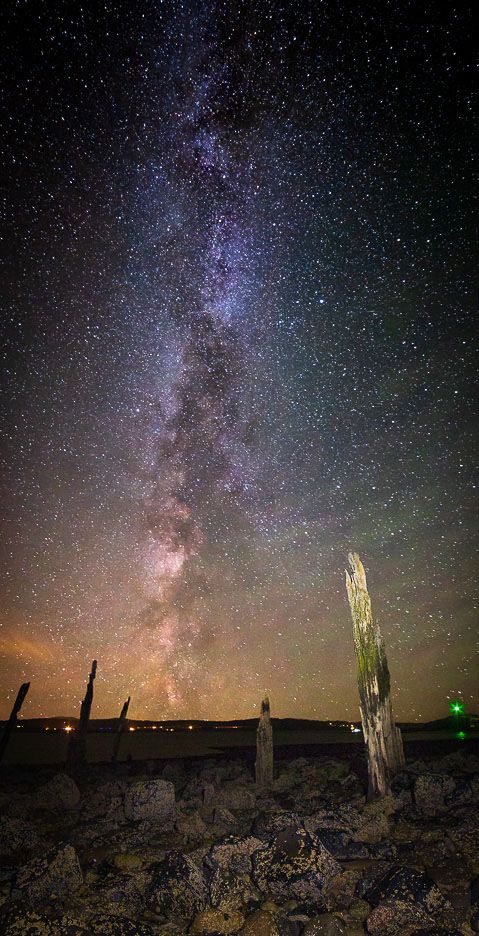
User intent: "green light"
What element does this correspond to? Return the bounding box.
[449,700,464,715]
[456,731,466,740]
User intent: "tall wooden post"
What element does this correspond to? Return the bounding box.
[346,553,404,799]
[0,682,30,764]
[255,696,273,792]
[67,660,97,770]
[111,696,130,764]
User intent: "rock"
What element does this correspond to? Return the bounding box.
[149,851,208,924]
[209,866,262,914]
[240,910,281,936]
[175,810,207,844]
[87,916,157,935]
[34,773,81,811]
[447,818,479,870]
[208,836,263,873]
[348,899,370,922]
[124,778,175,824]
[444,779,473,808]
[12,842,83,905]
[0,908,89,935]
[357,865,454,925]
[93,869,152,918]
[471,911,479,933]
[0,816,41,860]
[365,899,435,934]
[219,786,256,812]
[212,807,238,834]
[302,915,347,936]
[351,799,391,844]
[191,908,245,934]
[414,775,456,816]
[82,780,127,822]
[251,827,341,911]
[207,837,263,912]
[253,812,303,839]
[314,829,368,860]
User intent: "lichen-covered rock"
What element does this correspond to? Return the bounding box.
[12,842,83,905]
[124,778,175,824]
[175,809,207,844]
[251,827,341,910]
[253,812,303,839]
[240,910,281,936]
[365,899,434,935]
[0,908,88,935]
[0,909,158,936]
[447,817,479,870]
[302,915,348,936]
[34,773,81,811]
[209,866,262,914]
[0,816,41,860]
[414,775,456,816]
[191,908,245,934]
[208,836,263,872]
[219,786,256,812]
[211,807,238,834]
[149,851,208,924]
[357,865,454,924]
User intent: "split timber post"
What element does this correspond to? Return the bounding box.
[346,553,405,799]
[111,696,130,764]
[67,660,97,771]
[0,682,30,764]
[255,696,273,792]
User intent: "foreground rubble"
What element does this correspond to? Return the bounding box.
[0,745,478,935]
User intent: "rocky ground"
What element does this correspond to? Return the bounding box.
[0,743,478,935]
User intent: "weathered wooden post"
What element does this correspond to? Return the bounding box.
[346,553,404,799]
[0,682,30,764]
[67,660,97,770]
[255,696,273,792]
[111,696,130,764]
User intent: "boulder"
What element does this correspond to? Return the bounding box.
[12,842,83,905]
[149,851,208,924]
[34,773,80,811]
[219,786,256,812]
[212,807,238,835]
[191,908,245,934]
[0,816,41,860]
[124,778,175,824]
[414,775,456,816]
[357,865,454,925]
[208,836,263,873]
[302,915,348,936]
[240,910,281,936]
[251,827,341,910]
[365,899,436,935]
[175,809,207,844]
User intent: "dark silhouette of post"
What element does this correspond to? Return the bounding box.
[255,696,273,792]
[0,682,30,764]
[346,553,404,799]
[111,696,130,764]
[67,660,97,770]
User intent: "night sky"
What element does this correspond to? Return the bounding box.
[1,0,477,722]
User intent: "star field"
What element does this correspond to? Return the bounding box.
[0,0,477,721]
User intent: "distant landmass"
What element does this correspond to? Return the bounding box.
[4,714,477,732]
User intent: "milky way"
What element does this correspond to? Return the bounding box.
[0,0,477,720]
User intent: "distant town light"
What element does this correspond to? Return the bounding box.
[188,724,194,731]
[64,725,73,733]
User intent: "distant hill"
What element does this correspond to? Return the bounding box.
[3,714,477,733]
